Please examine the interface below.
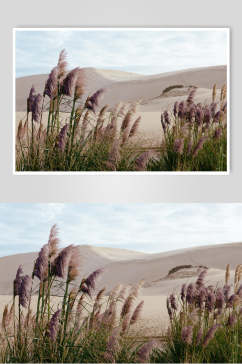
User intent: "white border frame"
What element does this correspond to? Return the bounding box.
[13,27,230,176]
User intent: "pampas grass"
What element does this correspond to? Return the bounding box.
[16,51,227,172]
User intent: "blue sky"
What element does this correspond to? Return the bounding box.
[15,29,228,78]
[0,203,241,257]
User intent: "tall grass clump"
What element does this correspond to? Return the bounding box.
[0,225,155,363]
[16,50,148,172]
[151,266,242,363]
[149,85,227,171]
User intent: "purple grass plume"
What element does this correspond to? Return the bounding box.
[52,245,73,278]
[27,86,36,113]
[130,300,144,325]
[86,89,105,113]
[32,94,42,123]
[19,275,32,308]
[32,244,49,281]
[181,325,193,344]
[174,138,184,154]
[61,67,80,97]
[196,269,207,289]
[14,265,23,297]
[135,151,151,171]
[44,66,58,99]
[57,124,68,152]
[48,224,59,261]
[84,268,104,291]
[49,309,61,341]
[136,340,156,363]
[202,324,220,348]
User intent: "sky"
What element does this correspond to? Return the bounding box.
[0,203,241,257]
[15,29,228,78]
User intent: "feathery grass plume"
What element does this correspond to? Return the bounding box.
[227,313,236,327]
[57,124,68,152]
[186,283,195,304]
[14,265,23,297]
[61,67,80,97]
[178,101,185,119]
[220,84,227,102]
[163,110,170,125]
[192,136,208,157]
[234,264,242,286]
[122,313,131,333]
[213,127,222,140]
[68,246,81,282]
[48,309,61,341]
[27,86,36,113]
[236,284,242,297]
[160,114,166,133]
[121,125,131,145]
[57,49,68,80]
[196,269,207,289]
[86,88,105,113]
[181,325,193,344]
[227,294,240,308]
[212,84,217,103]
[202,324,220,347]
[107,138,120,170]
[52,245,73,278]
[75,69,85,99]
[198,286,206,308]
[32,94,42,122]
[32,244,49,281]
[19,275,32,308]
[130,300,144,325]
[195,107,203,125]
[204,107,211,124]
[169,294,177,310]
[225,264,230,285]
[166,298,172,320]
[121,292,136,318]
[173,101,178,117]
[105,327,120,360]
[223,284,231,302]
[187,87,196,106]
[206,291,216,312]
[129,116,141,137]
[17,121,24,141]
[137,340,156,363]
[174,138,184,154]
[213,110,221,123]
[215,288,225,312]
[210,102,217,117]
[135,151,151,171]
[44,66,58,99]
[84,268,104,291]
[2,305,9,329]
[181,283,186,303]
[48,224,59,261]
[121,110,133,131]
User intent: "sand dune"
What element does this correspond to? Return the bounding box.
[0,242,240,296]
[0,242,240,334]
[16,65,226,112]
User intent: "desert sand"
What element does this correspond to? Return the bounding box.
[0,242,240,335]
[16,65,227,143]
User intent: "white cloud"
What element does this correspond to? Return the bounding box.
[0,203,241,257]
[15,29,228,77]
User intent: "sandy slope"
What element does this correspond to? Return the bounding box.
[0,242,240,334]
[16,65,226,111]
